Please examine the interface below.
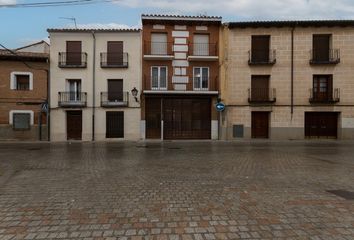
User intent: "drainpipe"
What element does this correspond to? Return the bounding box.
[46,68,50,141]
[291,26,295,117]
[92,31,96,141]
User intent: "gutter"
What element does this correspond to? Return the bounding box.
[92,31,96,141]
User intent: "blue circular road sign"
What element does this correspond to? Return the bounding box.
[215,102,225,112]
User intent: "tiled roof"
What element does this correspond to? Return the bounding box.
[0,49,48,61]
[47,28,141,33]
[227,20,354,28]
[142,14,222,22]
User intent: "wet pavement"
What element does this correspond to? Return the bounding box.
[0,141,353,240]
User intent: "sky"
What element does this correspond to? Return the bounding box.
[1,0,354,48]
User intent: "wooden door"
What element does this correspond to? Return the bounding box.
[108,79,123,102]
[305,112,338,138]
[107,41,123,65]
[251,36,270,62]
[313,35,330,61]
[252,112,269,138]
[146,98,161,139]
[251,76,269,101]
[66,41,82,65]
[106,112,124,138]
[67,111,82,140]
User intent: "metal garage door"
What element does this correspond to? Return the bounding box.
[305,112,338,139]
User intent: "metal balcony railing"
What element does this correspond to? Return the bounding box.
[309,88,340,103]
[189,43,218,56]
[144,41,173,55]
[192,76,218,91]
[248,88,276,103]
[143,75,168,91]
[100,52,128,68]
[248,49,276,65]
[58,92,87,107]
[58,52,87,68]
[310,49,340,64]
[100,92,129,107]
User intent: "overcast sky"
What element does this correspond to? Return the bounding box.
[1,0,354,48]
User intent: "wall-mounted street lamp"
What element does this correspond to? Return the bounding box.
[131,87,139,102]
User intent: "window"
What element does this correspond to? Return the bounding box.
[67,80,82,101]
[107,41,123,65]
[193,34,209,56]
[251,75,270,101]
[66,41,82,65]
[313,34,331,62]
[10,72,33,90]
[151,33,168,55]
[108,79,123,102]
[151,66,167,90]
[193,67,209,90]
[251,35,270,63]
[313,75,332,100]
[9,110,34,130]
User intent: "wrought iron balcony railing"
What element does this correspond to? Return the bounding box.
[189,43,218,56]
[144,41,173,56]
[58,92,87,107]
[100,52,128,68]
[310,49,340,64]
[309,88,340,103]
[58,52,87,68]
[248,88,276,103]
[100,92,129,107]
[248,49,276,65]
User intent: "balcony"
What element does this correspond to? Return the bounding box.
[143,75,168,91]
[100,52,128,68]
[143,41,173,60]
[191,76,218,91]
[248,88,276,103]
[58,92,87,107]
[310,49,340,65]
[101,92,129,107]
[58,52,87,68]
[188,43,218,61]
[309,88,340,104]
[248,50,276,65]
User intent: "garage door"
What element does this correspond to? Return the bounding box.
[305,112,338,138]
[164,98,211,139]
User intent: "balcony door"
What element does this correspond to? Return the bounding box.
[313,75,332,101]
[151,66,167,90]
[107,41,123,65]
[251,36,270,63]
[193,34,209,56]
[108,79,123,102]
[66,41,82,65]
[313,35,330,62]
[68,80,81,101]
[251,75,269,101]
[193,67,209,90]
[151,33,167,55]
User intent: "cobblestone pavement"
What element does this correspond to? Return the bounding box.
[0,141,354,240]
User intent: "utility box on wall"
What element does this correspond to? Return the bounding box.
[233,124,244,138]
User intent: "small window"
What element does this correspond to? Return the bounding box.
[193,67,209,90]
[10,72,33,90]
[13,113,31,130]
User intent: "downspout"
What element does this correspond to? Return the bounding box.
[291,25,295,117]
[92,31,96,141]
[46,68,50,141]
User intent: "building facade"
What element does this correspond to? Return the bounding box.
[220,20,354,140]
[0,49,49,141]
[141,14,221,140]
[48,29,141,141]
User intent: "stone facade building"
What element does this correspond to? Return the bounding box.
[48,29,141,141]
[220,20,354,140]
[0,49,49,141]
[141,14,221,140]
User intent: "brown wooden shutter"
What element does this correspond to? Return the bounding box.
[108,79,123,101]
[251,75,270,101]
[251,36,270,62]
[107,41,123,65]
[66,41,82,65]
[313,35,330,61]
[16,75,30,90]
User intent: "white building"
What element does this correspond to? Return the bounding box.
[48,28,141,141]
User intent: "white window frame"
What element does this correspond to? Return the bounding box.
[193,67,209,90]
[66,79,82,101]
[9,110,34,125]
[151,66,168,90]
[10,72,33,90]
